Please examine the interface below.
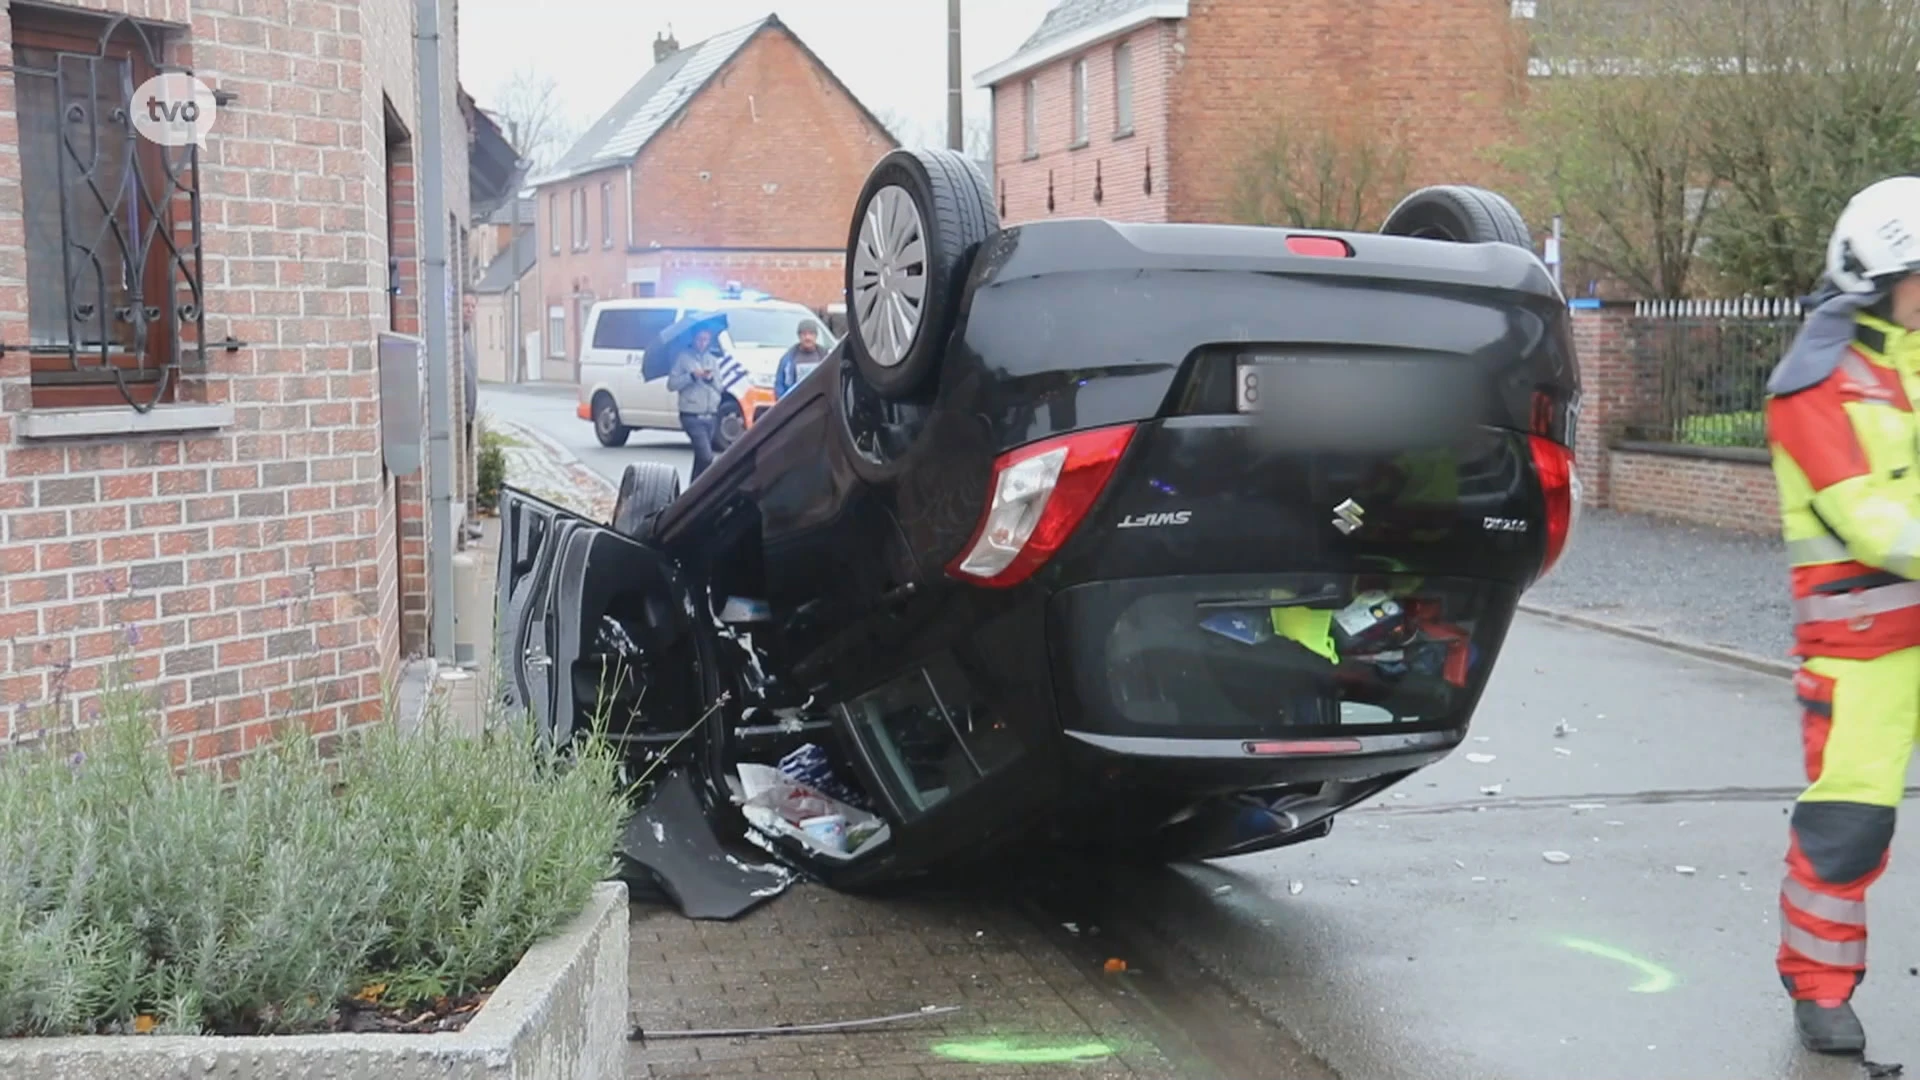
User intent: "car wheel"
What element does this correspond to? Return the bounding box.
[592,392,631,448]
[610,461,681,540]
[712,398,746,453]
[1379,184,1533,249]
[844,146,997,402]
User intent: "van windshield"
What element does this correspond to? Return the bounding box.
[592,308,680,351]
[721,308,837,350]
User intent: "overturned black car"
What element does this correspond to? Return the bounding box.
[496,147,1581,913]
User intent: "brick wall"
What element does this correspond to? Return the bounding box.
[1165,0,1527,224]
[535,23,894,374]
[0,0,468,764]
[1571,305,1780,535]
[990,21,1174,226]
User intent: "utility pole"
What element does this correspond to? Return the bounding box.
[947,0,963,150]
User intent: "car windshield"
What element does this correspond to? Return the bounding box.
[720,307,837,350]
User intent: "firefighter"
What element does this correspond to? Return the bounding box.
[1764,174,1920,1055]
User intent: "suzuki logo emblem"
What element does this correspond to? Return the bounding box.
[1331,498,1365,536]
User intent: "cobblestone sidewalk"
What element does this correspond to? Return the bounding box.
[482,411,618,522]
[627,885,1187,1080]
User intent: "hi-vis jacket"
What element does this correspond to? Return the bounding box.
[1767,290,1920,659]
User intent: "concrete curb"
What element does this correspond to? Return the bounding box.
[0,881,631,1079]
[484,411,617,498]
[1517,601,1797,680]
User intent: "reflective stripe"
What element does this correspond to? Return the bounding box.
[1787,535,1851,564]
[1783,877,1866,927]
[1793,579,1920,623]
[1781,920,1867,967]
[1838,351,1894,405]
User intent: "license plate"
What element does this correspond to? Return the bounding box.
[1235,363,1259,412]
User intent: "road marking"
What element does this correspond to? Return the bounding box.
[931,1038,1115,1064]
[1557,936,1678,993]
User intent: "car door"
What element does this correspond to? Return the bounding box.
[496,484,707,750]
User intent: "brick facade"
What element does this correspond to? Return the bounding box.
[0,0,472,762]
[985,0,1529,228]
[1571,304,1780,535]
[534,20,893,379]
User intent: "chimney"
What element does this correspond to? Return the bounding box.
[654,29,679,64]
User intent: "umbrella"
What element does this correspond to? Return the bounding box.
[641,311,728,381]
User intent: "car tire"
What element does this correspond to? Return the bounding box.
[843,146,997,402]
[1379,184,1534,250]
[592,392,631,448]
[610,461,681,541]
[712,397,746,454]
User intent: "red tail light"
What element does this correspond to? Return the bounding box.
[1528,434,1580,581]
[1285,235,1354,258]
[947,423,1138,588]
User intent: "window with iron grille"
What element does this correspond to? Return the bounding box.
[12,8,208,412]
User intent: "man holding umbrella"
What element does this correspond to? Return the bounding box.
[665,315,726,481]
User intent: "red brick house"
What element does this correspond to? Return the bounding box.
[974,0,1532,227]
[0,0,506,763]
[529,14,896,382]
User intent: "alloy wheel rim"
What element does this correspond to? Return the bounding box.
[850,184,928,369]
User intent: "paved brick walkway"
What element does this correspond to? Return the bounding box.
[627,885,1184,1079]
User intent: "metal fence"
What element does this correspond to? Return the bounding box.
[1625,297,1806,450]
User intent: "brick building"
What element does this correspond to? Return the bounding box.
[0,0,505,762]
[528,14,896,383]
[974,0,1531,227]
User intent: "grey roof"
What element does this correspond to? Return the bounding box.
[531,16,770,187]
[488,196,534,226]
[475,228,537,294]
[1018,0,1164,52]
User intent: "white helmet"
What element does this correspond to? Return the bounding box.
[1827,176,1920,294]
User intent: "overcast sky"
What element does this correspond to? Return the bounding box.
[457,0,1048,148]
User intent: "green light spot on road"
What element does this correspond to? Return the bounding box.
[932,1038,1116,1064]
[1558,936,1678,993]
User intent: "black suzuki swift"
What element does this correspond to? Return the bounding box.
[496,147,1581,911]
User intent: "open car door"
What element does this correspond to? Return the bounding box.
[494,485,794,918]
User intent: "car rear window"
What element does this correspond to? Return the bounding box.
[591,308,679,351]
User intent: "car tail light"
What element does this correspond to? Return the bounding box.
[948,423,1138,588]
[1528,434,1580,581]
[1285,235,1354,258]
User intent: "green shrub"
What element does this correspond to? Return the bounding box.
[0,663,624,1038]
[476,424,508,513]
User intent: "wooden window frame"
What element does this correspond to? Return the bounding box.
[14,7,187,410]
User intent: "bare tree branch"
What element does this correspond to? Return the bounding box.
[1228,110,1411,231]
[486,66,580,174]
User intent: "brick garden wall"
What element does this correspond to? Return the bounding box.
[1572,304,1781,535]
[0,0,469,764]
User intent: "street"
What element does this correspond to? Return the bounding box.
[485,379,1915,1080]
[481,382,695,490]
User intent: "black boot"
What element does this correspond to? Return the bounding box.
[1795,999,1866,1055]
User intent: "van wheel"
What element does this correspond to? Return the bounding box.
[610,461,681,540]
[1380,185,1533,249]
[844,147,996,402]
[712,398,746,453]
[592,393,630,448]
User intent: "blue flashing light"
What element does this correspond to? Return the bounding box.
[676,280,769,303]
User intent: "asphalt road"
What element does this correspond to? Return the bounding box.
[1092,615,1920,1080]
[479,381,693,489]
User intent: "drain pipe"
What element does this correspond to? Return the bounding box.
[415,0,455,662]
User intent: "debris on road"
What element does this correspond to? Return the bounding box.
[1675,866,1697,875]
[1543,851,1572,864]
[1554,720,1576,737]
[1103,958,1128,974]
[1288,880,1305,896]
[1465,753,1497,764]
[1480,783,1504,795]
[1570,802,1606,811]
[1212,884,1234,896]
[632,1004,962,1041]
[1553,747,1573,757]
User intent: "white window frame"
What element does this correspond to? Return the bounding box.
[601,181,613,248]
[548,306,566,357]
[1071,58,1089,145]
[1113,41,1134,136]
[547,192,558,254]
[1023,78,1037,156]
[571,188,587,251]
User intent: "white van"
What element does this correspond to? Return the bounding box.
[575,293,837,449]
